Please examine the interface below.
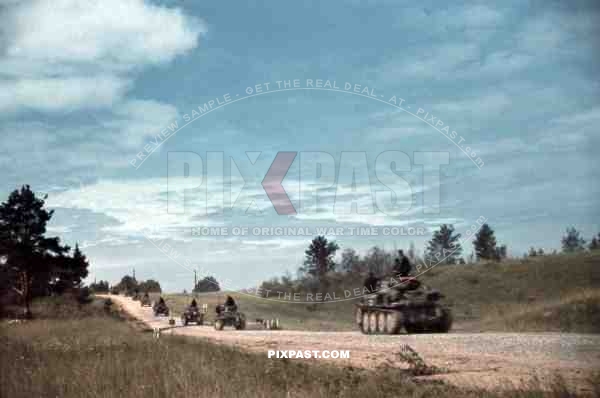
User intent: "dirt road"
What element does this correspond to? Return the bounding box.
[103,294,600,393]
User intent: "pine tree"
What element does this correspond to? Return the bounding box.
[561,227,586,253]
[71,244,89,284]
[473,223,497,261]
[51,243,90,293]
[426,224,462,265]
[340,248,360,273]
[0,185,71,317]
[301,236,339,280]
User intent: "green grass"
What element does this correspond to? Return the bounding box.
[155,251,600,333]
[421,251,600,332]
[477,289,600,333]
[1,298,595,398]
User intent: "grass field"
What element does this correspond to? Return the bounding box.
[1,297,595,398]
[154,251,600,332]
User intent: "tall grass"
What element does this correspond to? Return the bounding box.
[0,297,595,398]
[478,289,600,333]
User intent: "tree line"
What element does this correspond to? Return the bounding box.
[261,223,599,296]
[193,276,220,293]
[305,223,599,276]
[93,274,221,296]
[107,275,162,295]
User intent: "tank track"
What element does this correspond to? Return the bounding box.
[355,306,452,335]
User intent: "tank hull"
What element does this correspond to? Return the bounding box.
[355,303,452,334]
[153,303,170,317]
[214,306,246,330]
[181,309,203,326]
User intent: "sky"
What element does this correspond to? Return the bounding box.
[0,0,598,292]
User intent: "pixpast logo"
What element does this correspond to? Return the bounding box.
[166,150,448,216]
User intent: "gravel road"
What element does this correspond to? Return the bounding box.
[103,294,600,393]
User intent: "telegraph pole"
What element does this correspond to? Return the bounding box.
[194,270,197,291]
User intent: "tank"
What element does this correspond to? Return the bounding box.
[214,304,246,330]
[355,277,452,334]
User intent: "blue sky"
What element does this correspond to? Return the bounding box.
[0,0,598,292]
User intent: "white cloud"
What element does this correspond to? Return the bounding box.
[519,16,564,53]
[469,51,533,78]
[4,0,203,66]
[382,43,480,79]
[551,107,600,126]
[516,10,600,59]
[0,0,203,113]
[474,137,526,158]
[46,225,73,234]
[433,93,511,114]
[535,107,600,151]
[379,6,599,85]
[0,75,129,112]
[0,97,182,180]
[382,45,534,83]
[394,4,505,39]
[107,100,180,148]
[45,177,439,244]
[46,178,228,241]
[292,212,422,226]
[377,127,423,141]
[458,5,504,28]
[0,0,202,178]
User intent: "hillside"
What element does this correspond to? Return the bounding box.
[420,251,600,330]
[158,251,600,333]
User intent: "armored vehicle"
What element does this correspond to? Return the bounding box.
[153,299,170,317]
[355,277,452,334]
[140,294,152,307]
[214,304,246,330]
[181,306,203,326]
